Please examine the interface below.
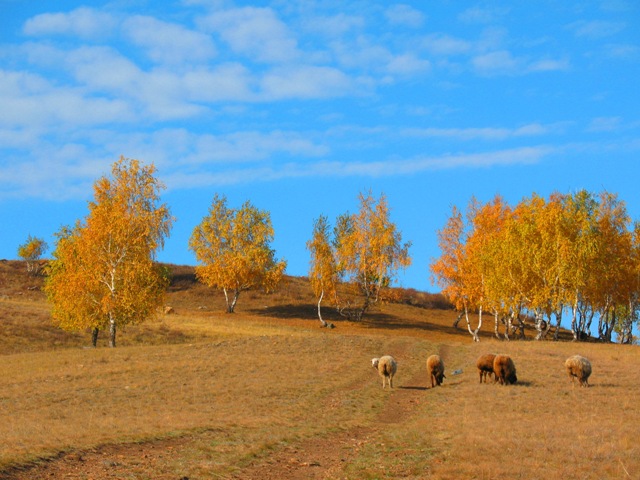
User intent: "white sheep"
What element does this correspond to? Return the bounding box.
[371,355,397,389]
[565,355,592,387]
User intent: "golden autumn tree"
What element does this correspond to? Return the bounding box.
[189,194,287,313]
[306,215,339,327]
[332,191,412,321]
[430,205,470,323]
[45,157,173,347]
[590,192,633,341]
[17,235,48,276]
[466,195,512,340]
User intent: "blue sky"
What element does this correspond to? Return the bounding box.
[1,0,639,292]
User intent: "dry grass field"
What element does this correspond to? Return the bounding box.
[1,260,639,479]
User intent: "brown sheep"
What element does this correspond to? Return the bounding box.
[493,354,517,385]
[371,355,397,389]
[426,354,446,387]
[565,355,592,387]
[476,353,496,383]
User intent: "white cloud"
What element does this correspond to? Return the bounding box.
[422,34,471,56]
[0,69,133,128]
[67,46,142,94]
[260,65,355,99]
[123,16,217,65]
[588,117,622,132]
[403,123,550,141]
[603,43,639,60]
[183,64,255,102]
[330,36,395,73]
[459,6,508,24]
[198,7,299,63]
[0,126,331,198]
[385,53,431,76]
[472,50,519,75]
[302,13,364,37]
[154,145,554,190]
[385,5,425,28]
[569,20,625,39]
[23,7,117,39]
[64,46,207,120]
[527,58,570,72]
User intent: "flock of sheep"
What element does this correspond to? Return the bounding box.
[371,353,592,389]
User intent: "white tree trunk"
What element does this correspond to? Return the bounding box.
[317,289,328,327]
[464,304,482,342]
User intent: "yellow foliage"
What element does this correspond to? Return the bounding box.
[17,235,48,275]
[431,190,640,343]
[189,194,286,313]
[45,157,173,347]
[312,191,412,321]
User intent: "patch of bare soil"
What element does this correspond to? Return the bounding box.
[0,438,196,480]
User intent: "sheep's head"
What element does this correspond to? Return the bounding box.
[371,358,380,369]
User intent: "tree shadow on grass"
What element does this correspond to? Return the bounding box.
[249,304,400,323]
[248,303,475,342]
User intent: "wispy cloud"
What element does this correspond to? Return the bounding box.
[260,65,358,99]
[154,146,555,193]
[385,5,426,28]
[421,34,472,56]
[472,50,519,75]
[569,20,625,39]
[402,124,551,141]
[23,7,117,39]
[198,6,299,64]
[123,15,217,65]
[588,117,622,132]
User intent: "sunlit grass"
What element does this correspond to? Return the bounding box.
[1,261,640,479]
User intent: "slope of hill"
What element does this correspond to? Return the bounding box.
[1,260,638,479]
[0,260,568,354]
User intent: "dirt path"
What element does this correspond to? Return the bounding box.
[230,339,430,480]
[2,341,431,480]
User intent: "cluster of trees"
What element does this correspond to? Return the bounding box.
[35,157,640,347]
[307,192,412,324]
[43,158,411,347]
[430,191,639,344]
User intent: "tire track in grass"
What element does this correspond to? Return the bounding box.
[231,338,432,479]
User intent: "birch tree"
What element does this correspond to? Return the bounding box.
[430,205,482,339]
[45,157,172,347]
[332,192,412,321]
[17,235,48,276]
[189,195,287,313]
[306,215,339,327]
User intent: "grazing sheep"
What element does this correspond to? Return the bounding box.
[371,355,397,389]
[493,354,517,385]
[426,354,446,388]
[565,355,592,387]
[476,353,496,383]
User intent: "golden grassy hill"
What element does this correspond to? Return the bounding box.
[1,260,638,480]
[0,260,570,354]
